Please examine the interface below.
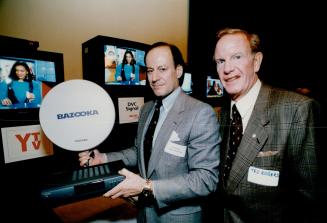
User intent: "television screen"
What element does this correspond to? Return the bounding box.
[104,45,147,86]
[0,50,64,118]
[181,72,192,95]
[206,76,223,98]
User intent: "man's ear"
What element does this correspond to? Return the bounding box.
[254,52,263,73]
[176,65,183,79]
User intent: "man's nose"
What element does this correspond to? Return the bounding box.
[150,71,159,82]
[223,60,234,74]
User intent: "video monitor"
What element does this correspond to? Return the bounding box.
[206,76,223,98]
[0,50,64,119]
[82,35,149,89]
[181,72,193,95]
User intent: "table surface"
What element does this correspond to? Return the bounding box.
[53,196,137,222]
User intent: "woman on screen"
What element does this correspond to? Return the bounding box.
[0,61,41,108]
[115,50,140,85]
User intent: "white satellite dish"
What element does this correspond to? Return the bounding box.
[39,79,115,151]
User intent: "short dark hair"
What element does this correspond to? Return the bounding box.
[145,42,185,85]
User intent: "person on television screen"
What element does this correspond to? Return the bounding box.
[207,80,223,97]
[79,42,221,222]
[0,61,41,108]
[115,50,140,85]
[206,27,322,222]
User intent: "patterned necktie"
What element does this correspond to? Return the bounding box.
[143,99,162,171]
[224,104,243,184]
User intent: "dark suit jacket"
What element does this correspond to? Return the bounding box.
[108,90,221,223]
[218,84,321,223]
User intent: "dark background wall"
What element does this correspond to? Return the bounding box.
[188,3,327,217]
[188,0,326,105]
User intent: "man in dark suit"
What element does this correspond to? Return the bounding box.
[213,28,321,222]
[79,42,221,222]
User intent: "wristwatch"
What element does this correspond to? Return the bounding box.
[142,179,153,198]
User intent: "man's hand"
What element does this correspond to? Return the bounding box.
[78,149,107,167]
[103,168,146,199]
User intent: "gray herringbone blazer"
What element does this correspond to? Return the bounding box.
[219,84,321,223]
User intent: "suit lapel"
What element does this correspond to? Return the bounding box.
[219,103,231,177]
[225,85,271,192]
[147,92,186,177]
[139,101,155,177]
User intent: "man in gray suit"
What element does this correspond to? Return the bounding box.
[79,42,221,222]
[212,28,321,222]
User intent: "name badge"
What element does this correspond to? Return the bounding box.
[247,166,279,186]
[164,141,186,157]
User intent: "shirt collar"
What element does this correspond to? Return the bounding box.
[162,87,181,112]
[231,79,261,118]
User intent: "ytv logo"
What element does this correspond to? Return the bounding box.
[2,124,53,163]
[15,132,41,152]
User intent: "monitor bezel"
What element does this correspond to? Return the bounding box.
[82,35,150,89]
[0,49,64,120]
